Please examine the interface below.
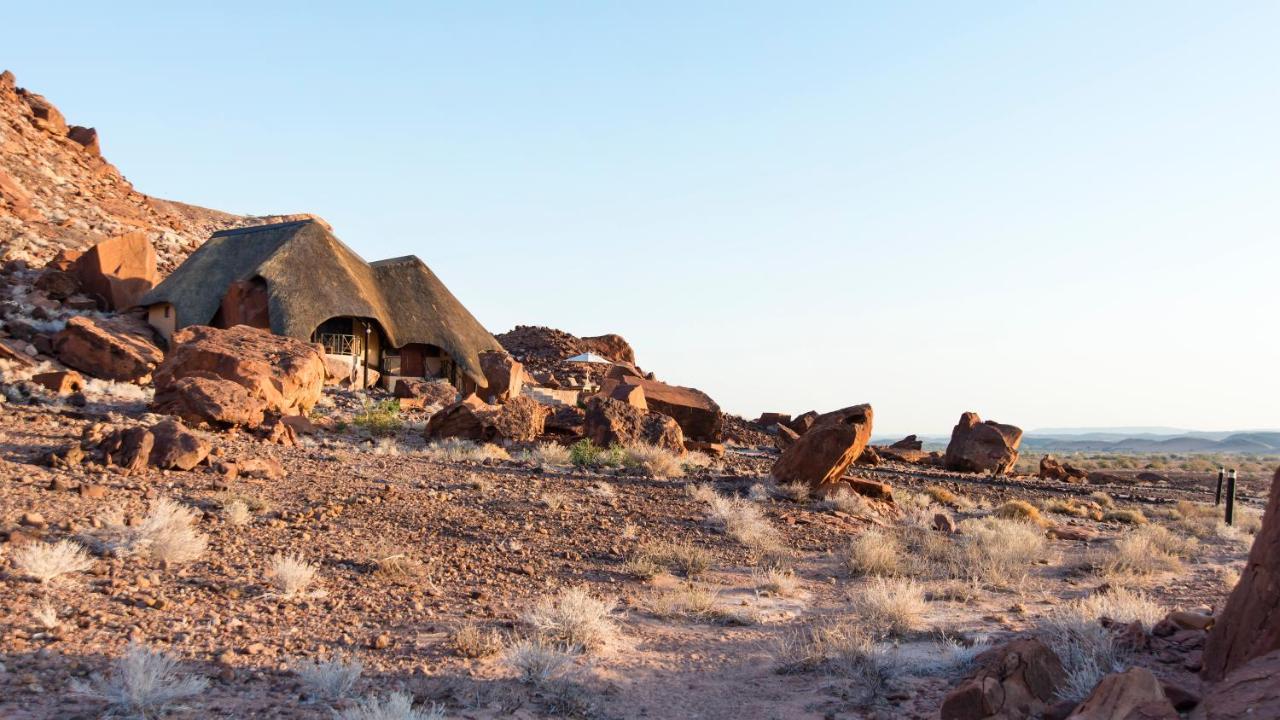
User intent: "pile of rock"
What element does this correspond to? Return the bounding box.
[47,418,211,474]
[1039,455,1088,483]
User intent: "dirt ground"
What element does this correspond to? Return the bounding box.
[0,395,1264,719]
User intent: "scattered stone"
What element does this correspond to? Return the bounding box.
[153,374,269,428]
[477,350,523,403]
[1040,455,1088,483]
[581,396,684,454]
[237,457,285,480]
[99,426,155,474]
[71,231,158,310]
[392,378,456,405]
[941,638,1064,720]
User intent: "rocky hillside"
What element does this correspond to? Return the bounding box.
[0,70,310,273]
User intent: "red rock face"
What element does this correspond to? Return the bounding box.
[1201,467,1280,681]
[601,366,722,442]
[1065,667,1177,720]
[147,418,211,471]
[30,370,84,395]
[424,394,550,444]
[943,412,1023,475]
[941,638,1064,720]
[1198,648,1280,719]
[582,396,685,454]
[477,351,524,403]
[72,231,158,311]
[769,404,874,493]
[152,375,268,428]
[579,333,636,365]
[53,315,164,383]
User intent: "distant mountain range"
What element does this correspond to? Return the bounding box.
[872,427,1280,454]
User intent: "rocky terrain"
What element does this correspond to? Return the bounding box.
[2,73,1278,720]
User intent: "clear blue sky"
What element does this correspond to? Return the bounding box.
[8,2,1278,435]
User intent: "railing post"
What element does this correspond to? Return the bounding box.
[1215,467,1225,506]
[1225,469,1237,526]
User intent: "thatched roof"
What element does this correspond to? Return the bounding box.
[140,219,503,385]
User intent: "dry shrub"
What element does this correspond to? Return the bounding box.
[993,500,1046,526]
[540,492,568,511]
[747,483,772,502]
[452,622,502,658]
[848,577,927,638]
[87,498,208,565]
[821,487,873,515]
[1103,508,1148,525]
[293,655,362,701]
[627,540,711,579]
[924,485,972,510]
[623,443,685,479]
[504,638,576,686]
[1097,525,1196,579]
[32,603,60,630]
[12,539,94,582]
[369,546,429,583]
[418,439,510,463]
[773,620,899,702]
[648,583,722,619]
[704,492,783,552]
[684,482,717,504]
[953,516,1047,586]
[754,567,801,597]
[1045,497,1096,519]
[588,481,616,499]
[1038,588,1165,703]
[523,586,617,650]
[336,691,444,720]
[70,643,208,717]
[267,553,319,598]
[1090,492,1116,510]
[778,482,811,503]
[521,442,571,468]
[841,529,903,577]
[222,499,252,526]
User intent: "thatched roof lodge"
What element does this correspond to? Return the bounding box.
[140,219,503,390]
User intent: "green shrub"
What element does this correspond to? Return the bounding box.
[569,439,624,468]
[352,399,402,436]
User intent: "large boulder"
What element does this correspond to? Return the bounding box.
[1202,467,1280,681]
[944,412,1023,475]
[152,375,268,428]
[71,232,158,311]
[477,350,523,403]
[579,333,636,365]
[393,378,457,406]
[153,325,326,418]
[1198,648,1280,719]
[148,418,211,471]
[1065,667,1177,720]
[98,426,154,475]
[425,394,549,444]
[1040,455,1089,483]
[890,434,924,451]
[600,366,722,441]
[53,315,164,383]
[583,396,685,454]
[30,370,84,395]
[769,404,874,493]
[940,638,1064,720]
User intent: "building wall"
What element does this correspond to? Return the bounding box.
[147,303,176,343]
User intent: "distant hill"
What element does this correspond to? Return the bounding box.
[1022,430,1280,454]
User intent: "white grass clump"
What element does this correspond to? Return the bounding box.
[417,438,510,463]
[1038,588,1165,703]
[684,482,717,504]
[540,492,568,511]
[12,539,94,582]
[623,443,686,479]
[71,643,208,717]
[32,603,60,630]
[523,586,617,650]
[136,499,208,564]
[848,577,928,638]
[267,553,319,598]
[754,567,801,597]
[335,691,444,720]
[773,620,901,702]
[648,583,723,619]
[504,638,577,685]
[954,516,1047,586]
[842,529,902,577]
[704,493,783,551]
[748,483,772,502]
[222,499,252,526]
[822,487,873,515]
[371,437,401,456]
[1098,525,1196,578]
[293,655,362,701]
[521,442,572,468]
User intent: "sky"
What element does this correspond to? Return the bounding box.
[6,2,1278,435]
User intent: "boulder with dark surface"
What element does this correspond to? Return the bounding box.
[1198,649,1280,719]
[941,638,1064,720]
[1202,467,1280,680]
[770,404,874,493]
[544,404,586,437]
[774,423,800,450]
[1040,455,1088,483]
[392,377,457,405]
[35,269,80,299]
[582,396,685,454]
[424,394,549,444]
[600,365,722,441]
[1065,668,1177,720]
[154,325,326,418]
[152,374,268,428]
[757,412,791,428]
[54,315,164,384]
[787,411,819,436]
[71,231,158,310]
[67,125,100,156]
[600,381,647,411]
[148,418,210,471]
[487,395,549,443]
[890,434,924,451]
[477,350,524,403]
[944,412,1023,475]
[98,426,154,475]
[579,333,636,365]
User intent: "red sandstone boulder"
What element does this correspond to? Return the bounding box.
[1198,648,1280,719]
[425,394,549,444]
[944,412,1023,475]
[601,365,722,441]
[1065,668,1177,720]
[35,269,80,299]
[769,404,874,493]
[1201,467,1280,680]
[1040,456,1087,483]
[891,434,924,451]
[71,232,158,311]
[599,381,647,411]
[154,325,326,418]
[98,426,154,475]
[757,412,791,428]
[152,374,268,428]
[787,411,819,436]
[67,125,100,156]
[478,350,524,403]
[941,638,1064,720]
[774,423,800,450]
[54,315,163,383]
[148,418,211,471]
[582,396,685,454]
[30,370,84,395]
[579,333,636,365]
[393,378,457,406]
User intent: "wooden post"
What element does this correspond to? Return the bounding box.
[363,323,371,391]
[1215,467,1225,506]
[1225,469,1237,526]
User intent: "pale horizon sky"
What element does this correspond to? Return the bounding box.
[7,2,1278,436]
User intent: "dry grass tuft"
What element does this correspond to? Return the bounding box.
[521,442,572,468]
[1090,492,1116,509]
[821,487,873,515]
[993,500,1046,526]
[452,622,503,658]
[648,582,723,620]
[704,492,783,552]
[773,620,899,702]
[523,586,617,650]
[754,567,801,597]
[1097,525,1196,579]
[12,539,94,582]
[623,443,685,478]
[848,577,928,638]
[504,638,577,686]
[418,438,510,463]
[924,485,973,510]
[222,499,252,526]
[267,553,319,598]
[1038,588,1165,703]
[71,643,209,717]
[953,516,1048,587]
[778,482,811,502]
[626,540,712,579]
[336,691,444,720]
[841,529,903,577]
[540,492,568,511]
[1044,497,1098,519]
[32,603,60,630]
[1103,508,1148,525]
[293,655,362,701]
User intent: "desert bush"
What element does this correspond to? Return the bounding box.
[747,483,772,502]
[418,438,509,463]
[648,582,723,619]
[523,586,617,650]
[138,499,208,564]
[841,529,903,577]
[452,622,503,658]
[222,499,252,526]
[588,481,616,499]
[684,482,717,504]
[848,577,927,638]
[351,399,402,437]
[267,553,318,598]
[924,485,973,510]
[821,487,873,515]
[32,603,60,630]
[336,691,444,720]
[1038,588,1164,702]
[773,620,899,701]
[754,567,801,597]
[704,493,783,552]
[1097,525,1196,579]
[293,655,362,701]
[1044,497,1095,518]
[627,540,712,579]
[520,442,572,468]
[504,637,577,685]
[1103,508,1148,525]
[778,481,811,502]
[71,643,208,717]
[12,539,94,582]
[623,443,685,478]
[953,516,1047,586]
[569,439,624,469]
[539,492,568,511]
[993,500,1045,526]
[681,452,716,473]
[1089,492,1116,510]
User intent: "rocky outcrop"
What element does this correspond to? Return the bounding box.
[53,315,164,383]
[1198,648,1280,719]
[1065,668,1177,720]
[1202,467,1280,681]
[582,396,685,454]
[769,404,873,493]
[600,366,722,441]
[787,411,818,436]
[70,231,158,310]
[477,350,523,403]
[940,638,1064,720]
[153,325,326,419]
[890,434,923,451]
[152,375,268,428]
[1040,455,1088,483]
[944,412,1023,475]
[425,394,549,444]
